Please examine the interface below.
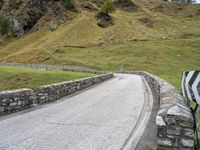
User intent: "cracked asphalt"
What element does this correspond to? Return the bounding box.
[0,74,149,150]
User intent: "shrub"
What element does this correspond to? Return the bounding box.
[0,0,3,9]
[62,0,76,11]
[0,17,10,35]
[9,0,21,9]
[100,0,115,14]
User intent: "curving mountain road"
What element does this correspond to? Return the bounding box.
[0,74,153,150]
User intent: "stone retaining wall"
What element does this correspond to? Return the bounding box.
[118,71,194,150]
[0,73,113,116]
[0,63,105,74]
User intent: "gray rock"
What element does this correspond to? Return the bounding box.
[10,102,17,107]
[1,99,8,103]
[156,116,166,126]
[167,135,175,139]
[49,22,57,31]
[158,138,173,146]
[12,18,24,37]
[83,2,95,10]
[167,126,181,135]
[18,101,21,106]
[0,107,4,112]
[165,117,177,125]
[184,129,194,138]
[167,105,192,119]
[181,138,194,148]
[157,127,167,138]
[179,118,194,128]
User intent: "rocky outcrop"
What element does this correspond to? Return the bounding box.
[96,12,113,28]
[0,0,44,37]
[114,0,137,12]
[0,0,68,37]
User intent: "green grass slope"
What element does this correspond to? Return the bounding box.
[0,0,200,89]
[0,66,95,91]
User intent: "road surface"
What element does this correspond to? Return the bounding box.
[0,74,153,150]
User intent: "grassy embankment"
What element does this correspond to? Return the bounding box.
[0,66,95,91]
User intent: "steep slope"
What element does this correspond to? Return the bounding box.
[0,0,199,74]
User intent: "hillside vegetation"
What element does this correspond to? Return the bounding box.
[0,0,200,89]
[0,66,95,91]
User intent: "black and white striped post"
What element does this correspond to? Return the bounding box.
[182,71,200,149]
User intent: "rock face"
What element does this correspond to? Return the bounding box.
[96,12,113,28]
[0,0,45,37]
[82,1,96,11]
[49,22,57,31]
[114,0,137,12]
[0,0,67,37]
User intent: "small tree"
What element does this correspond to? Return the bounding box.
[0,17,10,35]
[100,0,115,14]
[62,0,76,11]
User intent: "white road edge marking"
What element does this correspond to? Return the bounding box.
[122,76,154,150]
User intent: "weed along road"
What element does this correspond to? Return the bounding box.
[0,74,153,150]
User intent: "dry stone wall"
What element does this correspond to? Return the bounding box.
[118,71,194,150]
[0,73,113,116]
[0,63,105,74]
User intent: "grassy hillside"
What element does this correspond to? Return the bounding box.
[0,66,95,91]
[0,0,200,89]
[1,37,200,90]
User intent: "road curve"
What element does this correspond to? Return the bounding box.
[0,74,152,150]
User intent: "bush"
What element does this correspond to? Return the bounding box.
[0,17,10,35]
[62,0,76,11]
[9,0,21,9]
[0,0,3,9]
[100,0,115,14]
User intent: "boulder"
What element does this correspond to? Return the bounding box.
[83,1,95,10]
[114,0,137,12]
[96,12,113,28]
[49,22,57,31]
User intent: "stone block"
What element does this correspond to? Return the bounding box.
[0,107,4,112]
[167,126,181,136]
[1,99,8,103]
[184,129,194,138]
[158,138,173,147]
[157,127,167,137]
[181,138,194,148]
[165,117,177,125]
[10,102,17,107]
[156,115,167,127]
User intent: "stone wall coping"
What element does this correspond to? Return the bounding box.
[0,88,33,94]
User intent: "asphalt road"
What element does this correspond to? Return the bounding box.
[0,74,152,150]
